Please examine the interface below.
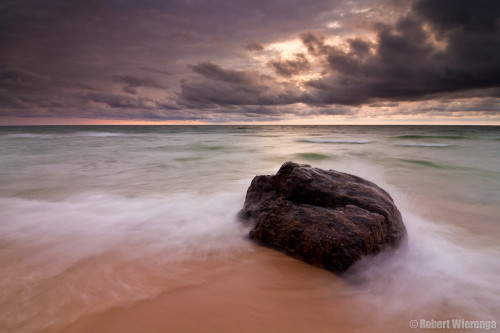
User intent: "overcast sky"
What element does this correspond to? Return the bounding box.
[1,0,499,124]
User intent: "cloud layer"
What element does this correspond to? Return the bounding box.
[1,0,499,122]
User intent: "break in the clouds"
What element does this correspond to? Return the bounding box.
[0,0,499,123]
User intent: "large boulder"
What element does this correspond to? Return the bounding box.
[240,162,407,272]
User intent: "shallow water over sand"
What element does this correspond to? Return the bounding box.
[0,125,499,332]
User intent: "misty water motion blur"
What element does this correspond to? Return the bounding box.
[0,125,499,332]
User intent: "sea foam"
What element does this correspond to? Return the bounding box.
[299,138,375,144]
[0,191,250,332]
[73,131,131,137]
[393,142,450,147]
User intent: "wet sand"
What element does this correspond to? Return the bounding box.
[56,245,462,333]
[58,247,363,333]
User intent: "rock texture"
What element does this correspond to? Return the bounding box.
[240,162,407,272]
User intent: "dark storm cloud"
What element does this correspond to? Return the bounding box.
[179,0,500,111]
[413,0,500,34]
[0,0,339,72]
[138,67,170,76]
[189,62,258,85]
[112,75,165,94]
[86,92,157,109]
[268,54,311,77]
[245,40,264,52]
[181,63,302,107]
[300,31,328,56]
[347,39,373,58]
[295,0,500,105]
[0,66,99,114]
[0,67,51,92]
[0,0,344,121]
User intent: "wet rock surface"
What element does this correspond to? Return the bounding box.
[240,162,407,272]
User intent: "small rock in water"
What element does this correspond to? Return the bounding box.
[239,162,407,273]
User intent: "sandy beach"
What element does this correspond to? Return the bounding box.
[59,244,471,333]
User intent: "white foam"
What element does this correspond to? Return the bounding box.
[0,191,250,332]
[318,160,500,321]
[2,133,53,138]
[2,132,133,139]
[300,138,375,144]
[73,131,130,137]
[344,191,500,321]
[0,191,248,263]
[393,142,450,147]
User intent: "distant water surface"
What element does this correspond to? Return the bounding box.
[0,125,499,332]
